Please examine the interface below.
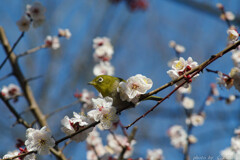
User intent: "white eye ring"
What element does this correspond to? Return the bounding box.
[98,77,103,83]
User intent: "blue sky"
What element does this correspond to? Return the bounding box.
[0,0,240,159]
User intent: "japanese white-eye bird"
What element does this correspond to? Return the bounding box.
[88,75,162,112]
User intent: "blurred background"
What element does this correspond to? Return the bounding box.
[0,0,240,159]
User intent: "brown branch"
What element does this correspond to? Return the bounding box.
[1,151,36,160]
[0,26,68,160]
[0,26,48,128]
[56,121,99,145]
[0,32,24,70]
[139,40,240,101]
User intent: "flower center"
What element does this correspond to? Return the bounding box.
[131,83,139,90]
[175,61,184,70]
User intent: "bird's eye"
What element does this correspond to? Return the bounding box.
[98,77,103,83]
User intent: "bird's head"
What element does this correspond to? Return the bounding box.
[88,75,118,97]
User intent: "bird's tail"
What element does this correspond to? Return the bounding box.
[141,95,163,101]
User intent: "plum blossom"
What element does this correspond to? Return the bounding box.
[169,40,185,53]
[227,29,239,42]
[220,127,240,160]
[74,89,95,109]
[167,57,199,88]
[58,28,71,39]
[186,114,205,126]
[16,16,31,32]
[44,36,60,50]
[229,67,240,92]
[61,112,93,142]
[26,2,46,27]
[93,61,114,76]
[25,126,55,155]
[87,97,119,129]
[232,50,240,67]
[118,74,153,103]
[1,83,21,100]
[146,148,164,160]
[168,125,187,149]
[217,71,233,89]
[93,37,114,62]
[106,133,136,159]
[181,97,194,109]
[220,11,235,21]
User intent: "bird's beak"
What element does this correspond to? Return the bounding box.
[88,81,96,86]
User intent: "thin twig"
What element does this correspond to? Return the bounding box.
[0,95,31,128]
[45,100,81,119]
[0,72,13,81]
[60,139,72,152]
[0,32,24,70]
[125,77,189,129]
[25,75,43,82]
[17,44,46,58]
[119,121,128,137]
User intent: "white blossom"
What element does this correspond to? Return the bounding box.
[231,137,240,151]
[58,28,71,39]
[220,147,235,160]
[93,37,112,49]
[186,114,204,126]
[146,148,164,160]
[3,150,19,160]
[168,125,187,149]
[26,2,46,28]
[227,29,239,42]
[16,15,31,32]
[188,135,198,144]
[93,61,114,76]
[26,2,46,21]
[181,97,194,109]
[232,50,240,67]
[107,134,136,159]
[167,57,199,88]
[45,36,60,50]
[25,126,55,155]
[1,83,21,99]
[118,74,153,103]
[61,112,93,142]
[229,67,240,92]
[217,72,233,89]
[86,129,102,146]
[175,44,185,53]
[88,97,119,129]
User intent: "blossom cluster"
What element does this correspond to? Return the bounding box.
[93,37,115,76]
[221,127,240,160]
[1,83,21,101]
[17,2,46,31]
[167,57,199,88]
[3,126,55,160]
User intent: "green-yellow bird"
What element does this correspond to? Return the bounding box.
[88,75,162,112]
